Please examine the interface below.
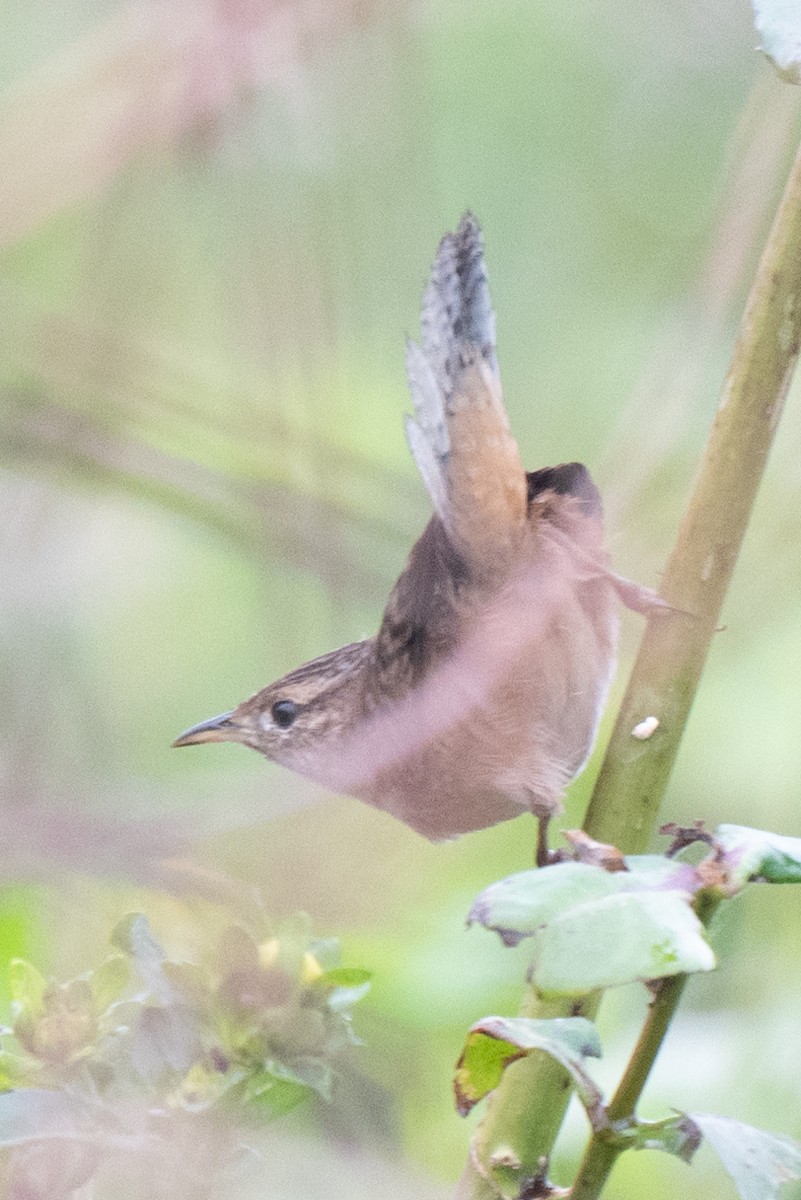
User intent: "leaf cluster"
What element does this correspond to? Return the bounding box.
[456,824,801,1199]
[0,912,370,1198]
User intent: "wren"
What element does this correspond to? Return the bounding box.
[174,214,656,862]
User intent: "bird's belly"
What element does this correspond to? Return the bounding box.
[357,574,618,840]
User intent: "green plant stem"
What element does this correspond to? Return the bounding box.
[458,131,801,1200]
[570,894,720,1200]
[569,974,688,1200]
[606,975,686,1123]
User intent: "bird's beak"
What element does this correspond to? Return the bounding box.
[172,711,238,747]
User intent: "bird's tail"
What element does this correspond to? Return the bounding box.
[404,214,527,573]
[420,211,498,401]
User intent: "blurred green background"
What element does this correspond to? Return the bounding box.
[2,0,801,1195]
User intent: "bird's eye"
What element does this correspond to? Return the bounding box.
[271,699,298,729]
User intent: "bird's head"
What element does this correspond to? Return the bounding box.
[172,640,371,776]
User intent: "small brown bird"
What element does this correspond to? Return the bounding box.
[174,214,655,862]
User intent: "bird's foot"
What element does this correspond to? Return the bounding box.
[535,816,568,867]
[606,572,690,617]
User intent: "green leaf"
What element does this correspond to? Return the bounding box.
[111,914,172,1003]
[319,967,372,988]
[454,1016,602,1118]
[281,1056,334,1100]
[470,861,714,996]
[89,956,130,1012]
[327,984,371,1013]
[20,979,98,1064]
[622,855,699,891]
[318,967,372,1012]
[0,1049,35,1090]
[529,891,714,997]
[629,1114,702,1163]
[751,0,801,84]
[692,1113,801,1200]
[469,860,697,947]
[240,1064,314,1116]
[9,960,47,1016]
[717,825,801,887]
[469,864,625,946]
[170,1061,246,1113]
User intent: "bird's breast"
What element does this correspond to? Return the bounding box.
[343,557,619,840]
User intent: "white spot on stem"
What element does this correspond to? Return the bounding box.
[631,716,659,740]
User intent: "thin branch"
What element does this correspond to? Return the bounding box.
[570,894,720,1200]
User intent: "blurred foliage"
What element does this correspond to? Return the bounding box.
[0,911,373,1198]
[1,1,801,1197]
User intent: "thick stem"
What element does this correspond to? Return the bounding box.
[584,140,801,850]
[458,132,801,1200]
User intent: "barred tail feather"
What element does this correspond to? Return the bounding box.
[405,214,526,570]
[405,214,497,525]
[421,213,498,401]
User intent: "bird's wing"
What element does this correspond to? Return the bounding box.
[405,213,527,577]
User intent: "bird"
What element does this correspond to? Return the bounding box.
[174,214,660,864]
